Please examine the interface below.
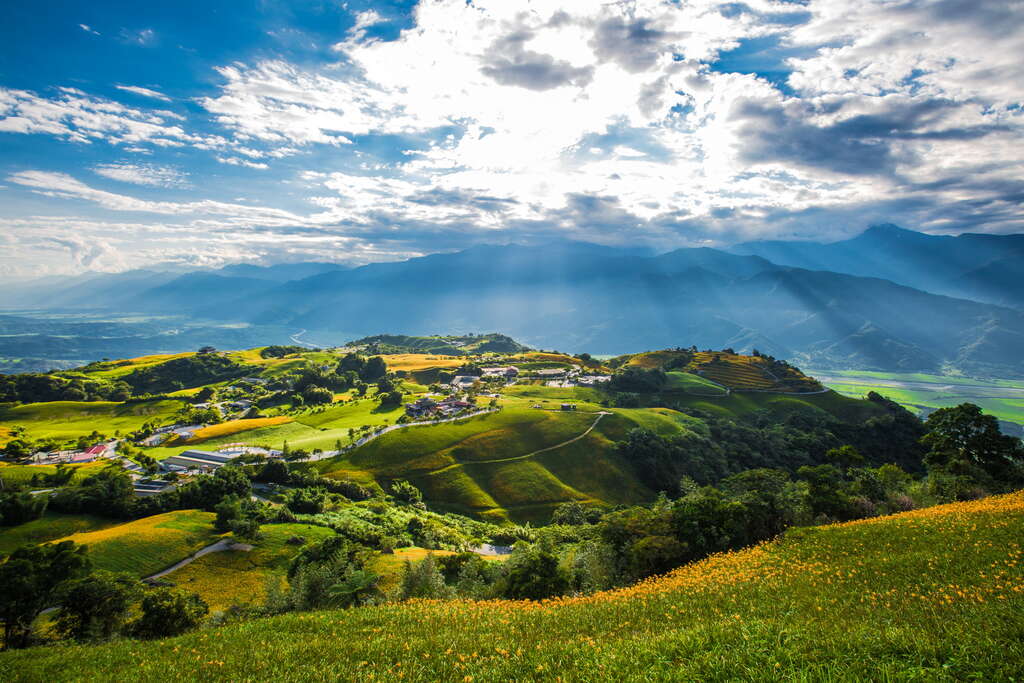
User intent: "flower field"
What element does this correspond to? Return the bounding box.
[46,509,219,577]
[3,492,1023,680]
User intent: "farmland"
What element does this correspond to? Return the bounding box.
[4,492,1022,681]
[810,369,1024,431]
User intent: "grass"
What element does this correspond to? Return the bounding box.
[160,523,336,612]
[0,461,113,488]
[4,492,1022,681]
[0,399,185,442]
[317,406,677,522]
[664,371,729,395]
[47,509,219,577]
[185,417,293,444]
[78,353,196,379]
[0,512,119,557]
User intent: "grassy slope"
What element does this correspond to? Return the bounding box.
[160,523,336,612]
[5,493,1022,681]
[48,510,219,577]
[316,405,694,522]
[0,399,185,441]
[0,461,112,488]
[0,512,119,557]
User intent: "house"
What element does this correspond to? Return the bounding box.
[227,399,253,411]
[405,396,438,418]
[69,452,96,463]
[536,368,567,379]
[84,444,109,457]
[141,432,171,447]
[437,398,472,416]
[161,449,235,472]
[133,480,175,497]
[560,403,577,411]
[576,375,611,385]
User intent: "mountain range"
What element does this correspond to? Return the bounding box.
[3,227,1023,376]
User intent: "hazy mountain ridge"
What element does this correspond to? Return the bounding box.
[3,229,1023,376]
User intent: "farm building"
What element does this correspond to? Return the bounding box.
[560,404,577,411]
[405,396,438,418]
[450,375,480,389]
[161,449,235,472]
[481,366,519,378]
[536,368,567,378]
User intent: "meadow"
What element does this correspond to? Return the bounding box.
[0,512,118,556]
[46,509,219,577]
[0,399,185,442]
[3,492,1021,681]
[159,523,336,611]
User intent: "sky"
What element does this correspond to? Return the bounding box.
[0,0,1022,277]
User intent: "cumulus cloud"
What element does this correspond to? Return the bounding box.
[4,0,1024,276]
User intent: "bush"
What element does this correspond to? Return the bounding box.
[131,588,208,639]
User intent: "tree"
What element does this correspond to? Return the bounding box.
[130,588,208,639]
[55,571,140,642]
[922,403,1024,486]
[194,386,216,403]
[361,356,387,381]
[500,542,569,600]
[398,553,452,600]
[0,541,91,649]
[0,491,47,527]
[302,386,334,406]
[378,390,403,408]
[390,480,423,506]
[337,353,366,375]
[214,495,244,532]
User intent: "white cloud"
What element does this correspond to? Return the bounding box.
[79,24,100,36]
[115,85,171,102]
[92,163,189,187]
[0,86,224,149]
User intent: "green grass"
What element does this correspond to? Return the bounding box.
[5,492,1022,681]
[159,523,336,611]
[0,399,185,442]
[0,512,119,557]
[0,461,114,488]
[46,509,220,577]
[663,371,729,395]
[317,406,684,522]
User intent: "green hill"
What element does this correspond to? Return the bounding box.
[4,492,1022,681]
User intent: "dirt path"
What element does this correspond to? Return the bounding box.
[145,539,252,581]
[427,411,611,476]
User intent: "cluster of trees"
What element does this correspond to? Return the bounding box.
[0,541,209,649]
[608,367,668,393]
[259,345,308,359]
[0,373,130,404]
[120,355,246,394]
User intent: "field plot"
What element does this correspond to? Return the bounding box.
[809,369,1024,428]
[185,416,293,444]
[0,461,112,488]
[47,509,219,576]
[7,493,1022,681]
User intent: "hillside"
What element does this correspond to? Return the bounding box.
[347,334,529,356]
[3,492,1022,681]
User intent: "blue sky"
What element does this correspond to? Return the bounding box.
[1,0,1022,276]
